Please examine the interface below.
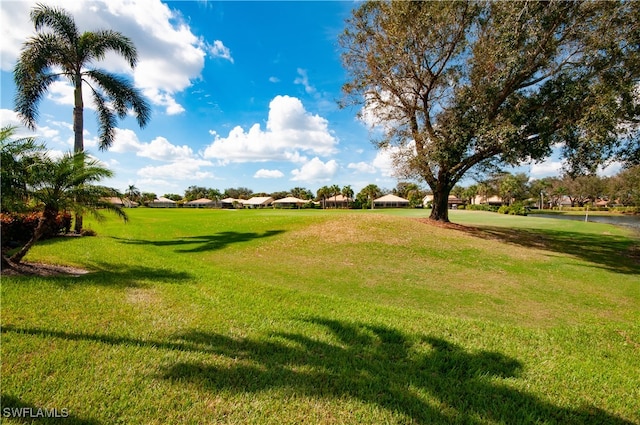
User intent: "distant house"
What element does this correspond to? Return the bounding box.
[242,196,274,209]
[104,197,138,208]
[184,198,217,208]
[422,194,466,209]
[373,194,410,208]
[473,195,504,206]
[148,196,177,208]
[220,197,242,209]
[323,194,350,208]
[273,196,307,209]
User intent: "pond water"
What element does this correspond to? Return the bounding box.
[531,213,640,229]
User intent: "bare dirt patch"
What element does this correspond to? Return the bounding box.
[126,287,160,305]
[1,261,90,277]
[415,218,479,232]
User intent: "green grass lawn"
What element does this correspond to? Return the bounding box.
[1,208,639,424]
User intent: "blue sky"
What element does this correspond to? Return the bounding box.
[0,0,617,198]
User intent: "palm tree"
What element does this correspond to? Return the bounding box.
[125,184,141,204]
[329,184,341,208]
[5,151,127,266]
[14,4,149,232]
[341,185,354,209]
[14,4,150,153]
[0,126,45,213]
[360,184,381,209]
[316,186,329,209]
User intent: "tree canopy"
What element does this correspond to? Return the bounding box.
[340,0,640,221]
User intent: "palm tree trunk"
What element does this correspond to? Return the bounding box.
[73,75,84,153]
[73,75,84,233]
[2,252,15,270]
[9,214,48,264]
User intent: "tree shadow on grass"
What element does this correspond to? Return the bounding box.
[3,261,193,288]
[112,230,285,253]
[161,318,635,424]
[0,394,100,424]
[458,225,640,275]
[4,319,633,424]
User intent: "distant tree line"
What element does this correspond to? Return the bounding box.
[123,164,639,211]
[451,167,640,209]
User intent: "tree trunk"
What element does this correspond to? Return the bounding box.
[9,214,48,264]
[73,75,84,153]
[429,185,451,222]
[2,253,15,271]
[74,213,83,234]
[73,75,84,233]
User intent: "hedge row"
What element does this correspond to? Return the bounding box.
[1,212,72,247]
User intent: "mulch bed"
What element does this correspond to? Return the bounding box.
[1,261,90,277]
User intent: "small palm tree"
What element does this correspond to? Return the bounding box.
[6,151,127,266]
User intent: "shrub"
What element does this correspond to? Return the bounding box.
[467,204,499,212]
[80,228,97,237]
[497,203,527,216]
[0,211,72,247]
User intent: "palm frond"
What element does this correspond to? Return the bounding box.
[73,185,128,223]
[18,33,69,74]
[1,126,47,213]
[86,69,151,137]
[90,89,117,151]
[13,34,68,129]
[80,30,138,68]
[13,70,59,130]
[31,3,78,46]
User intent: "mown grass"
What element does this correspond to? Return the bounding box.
[1,208,639,424]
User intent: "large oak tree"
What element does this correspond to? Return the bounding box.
[340,1,640,222]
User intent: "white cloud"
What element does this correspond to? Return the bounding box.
[359,90,403,132]
[291,157,338,182]
[138,137,194,161]
[598,161,622,177]
[294,68,316,94]
[137,158,214,181]
[0,109,24,128]
[1,0,227,115]
[254,169,284,179]
[109,128,142,153]
[46,80,75,107]
[110,129,194,161]
[208,40,233,63]
[105,128,214,183]
[372,148,397,177]
[269,76,280,83]
[0,109,70,147]
[347,161,377,174]
[203,95,338,163]
[530,160,565,178]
